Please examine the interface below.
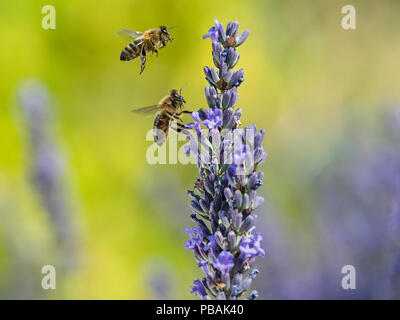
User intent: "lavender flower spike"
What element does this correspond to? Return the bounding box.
[184,20,267,300]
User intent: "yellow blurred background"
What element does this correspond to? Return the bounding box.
[0,0,399,299]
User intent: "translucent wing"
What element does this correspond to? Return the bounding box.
[115,29,144,41]
[131,105,160,116]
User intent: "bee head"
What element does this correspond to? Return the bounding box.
[170,89,186,104]
[160,25,172,41]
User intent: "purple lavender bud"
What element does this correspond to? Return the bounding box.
[240,214,256,233]
[221,272,231,290]
[216,291,227,300]
[212,42,224,68]
[248,290,259,300]
[249,268,259,279]
[232,273,243,287]
[226,48,240,68]
[210,194,222,214]
[204,66,219,87]
[199,199,211,212]
[219,210,231,228]
[207,246,218,264]
[222,108,236,129]
[190,200,204,215]
[236,30,250,47]
[254,147,268,164]
[247,173,258,190]
[230,285,241,298]
[228,231,237,251]
[191,215,212,237]
[193,248,205,262]
[229,69,244,88]
[210,86,220,109]
[242,277,252,290]
[222,88,239,110]
[224,187,233,200]
[218,22,227,43]
[204,179,214,196]
[210,67,220,83]
[233,211,243,229]
[226,21,239,37]
[214,231,226,250]
[254,128,265,149]
[234,190,243,208]
[234,108,242,121]
[221,90,232,109]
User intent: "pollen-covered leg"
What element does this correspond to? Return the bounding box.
[166,111,182,121]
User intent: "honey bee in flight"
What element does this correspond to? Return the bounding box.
[117,26,174,74]
[132,88,192,146]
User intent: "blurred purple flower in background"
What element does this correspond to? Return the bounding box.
[184,20,267,300]
[256,107,400,299]
[18,79,79,272]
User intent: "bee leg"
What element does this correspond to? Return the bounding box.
[150,40,158,57]
[175,122,188,128]
[166,111,182,121]
[175,110,194,116]
[139,46,146,75]
[170,123,191,136]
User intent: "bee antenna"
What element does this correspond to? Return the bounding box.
[168,25,178,30]
[179,83,187,94]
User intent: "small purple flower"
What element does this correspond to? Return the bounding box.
[205,86,220,109]
[191,279,208,298]
[18,80,79,271]
[204,19,250,49]
[203,19,222,42]
[214,251,235,274]
[184,227,203,252]
[204,235,218,253]
[184,135,198,156]
[203,108,223,129]
[239,233,265,259]
[185,111,202,135]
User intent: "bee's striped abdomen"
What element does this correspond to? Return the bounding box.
[153,113,170,146]
[120,40,142,61]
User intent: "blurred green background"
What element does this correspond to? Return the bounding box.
[0,0,400,299]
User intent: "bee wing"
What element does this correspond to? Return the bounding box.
[131,105,160,116]
[115,29,144,41]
